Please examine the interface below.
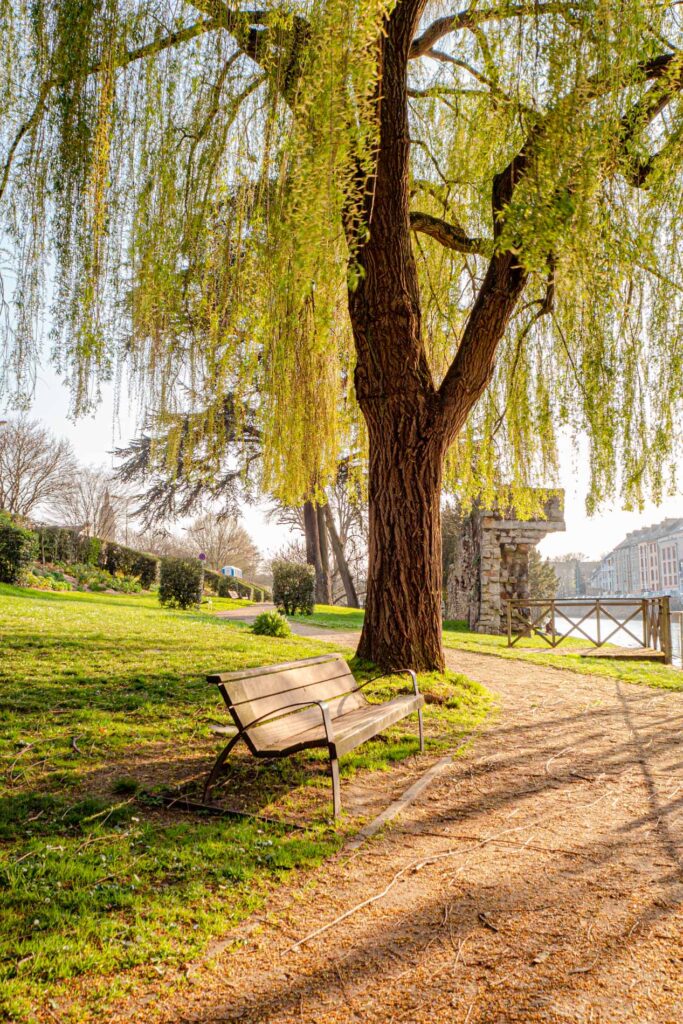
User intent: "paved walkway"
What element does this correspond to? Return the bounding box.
[127,621,683,1023]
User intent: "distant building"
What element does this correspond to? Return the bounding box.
[220,565,243,579]
[588,518,683,607]
[550,558,600,598]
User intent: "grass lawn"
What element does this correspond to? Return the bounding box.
[0,586,489,1021]
[292,604,365,630]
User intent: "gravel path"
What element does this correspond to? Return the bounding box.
[124,623,683,1023]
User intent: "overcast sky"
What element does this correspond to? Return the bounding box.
[6,362,682,562]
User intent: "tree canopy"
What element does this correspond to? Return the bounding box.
[1,0,682,513]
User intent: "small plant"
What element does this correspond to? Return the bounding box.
[112,776,140,796]
[251,610,291,638]
[158,557,204,609]
[272,561,315,615]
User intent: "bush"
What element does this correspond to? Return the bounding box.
[272,561,315,615]
[101,542,158,588]
[0,512,37,584]
[251,610,291,638]
[21,570,73,592]
[159,558,204,609]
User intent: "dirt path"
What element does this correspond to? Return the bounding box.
[128,624,683,1023]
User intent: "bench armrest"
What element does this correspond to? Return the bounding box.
[357,669,420,696]
[232,699,336,745]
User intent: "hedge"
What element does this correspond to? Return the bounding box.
[33,525,158,588]
[0,512,37,584]
[204,568,269,602]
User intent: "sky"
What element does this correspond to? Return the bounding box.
[5,362,683,563]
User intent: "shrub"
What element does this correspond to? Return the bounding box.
[101,542,158,588]
[251,610,291,638]
[0,512,37,584]
[159,558,204,609]
[272,561,315,615]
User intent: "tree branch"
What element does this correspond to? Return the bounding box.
[409,3,582,60]
[410,211,491,254]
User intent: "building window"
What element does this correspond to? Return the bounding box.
[649,542,660,589]
[661,544,679,589]
[639,544,649,589]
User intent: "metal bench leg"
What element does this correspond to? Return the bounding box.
[203,733,241,802]
[418,708,425,753]
[330,754,342,819]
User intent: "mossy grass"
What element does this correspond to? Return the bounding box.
[0,585,489,1020]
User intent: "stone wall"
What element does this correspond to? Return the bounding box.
[445,493,565,634]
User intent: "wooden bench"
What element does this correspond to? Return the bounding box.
[204,654,425,817]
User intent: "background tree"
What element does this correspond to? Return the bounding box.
[528,549,560,601]
[184,512,260,578]
[56,465,128,540]
[2,3,683,669]
[0,418,77,517]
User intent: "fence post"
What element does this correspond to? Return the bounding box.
[661,597,673,665]
[506,601,512,647]
[642,599,649,647]
[596,599,601,646]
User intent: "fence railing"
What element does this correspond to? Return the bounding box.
[505,597,674,665]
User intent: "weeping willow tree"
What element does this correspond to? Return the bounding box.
[1,1,683,669]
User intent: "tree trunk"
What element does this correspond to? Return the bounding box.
[356,411,445,671]
[303,499,330,605]
[316,504,333,604]
[324,503,359,608]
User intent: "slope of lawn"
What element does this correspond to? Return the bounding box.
[0,585,489,1021]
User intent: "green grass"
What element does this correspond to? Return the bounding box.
[0,585,489,1021]
[292,604,365,630]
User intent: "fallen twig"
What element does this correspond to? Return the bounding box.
[285,824,530,953]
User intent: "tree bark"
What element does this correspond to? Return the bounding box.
[356,408,445,671]
[324,503,359,608]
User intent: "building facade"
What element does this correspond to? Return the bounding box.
[550,558,600,598]
[588,518,683,607]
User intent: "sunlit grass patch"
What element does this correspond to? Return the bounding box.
[0,585,490,1020]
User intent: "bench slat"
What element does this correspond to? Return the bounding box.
[207,654,340,685]
[232,673,364,727]
[247,692,367,746]
[217,657,360,727]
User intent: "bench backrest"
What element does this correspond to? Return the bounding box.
[207,655,362,727]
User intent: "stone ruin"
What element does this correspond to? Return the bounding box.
[445,492,565,634]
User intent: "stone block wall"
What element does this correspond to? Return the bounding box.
[445,493,565,634]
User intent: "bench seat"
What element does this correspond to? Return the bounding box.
[204,654,425,817]
[249,693,424,757]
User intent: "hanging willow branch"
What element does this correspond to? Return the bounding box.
[0,1,682,512]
